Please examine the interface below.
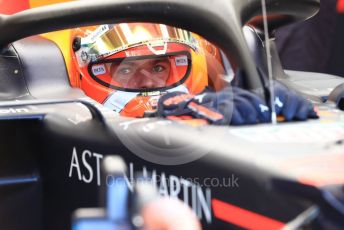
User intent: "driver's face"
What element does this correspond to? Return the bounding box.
[110,57,171,89]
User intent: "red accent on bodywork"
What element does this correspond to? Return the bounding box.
[338,0,344,13]
[212,199,285,230]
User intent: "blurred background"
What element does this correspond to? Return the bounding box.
[274,0,344,77]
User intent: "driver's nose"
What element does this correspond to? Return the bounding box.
[136,69,155,88]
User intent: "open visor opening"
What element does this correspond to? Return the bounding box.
[88,52,191,91]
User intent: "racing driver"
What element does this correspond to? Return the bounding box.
[70,23,318,125]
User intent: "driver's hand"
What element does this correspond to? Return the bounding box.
[227,84,318,124]
[272,81,318,121]
[157,83,318,125]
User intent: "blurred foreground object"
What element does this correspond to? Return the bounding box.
[72,156,201,230]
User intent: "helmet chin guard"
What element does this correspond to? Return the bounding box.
[103,84,189,117]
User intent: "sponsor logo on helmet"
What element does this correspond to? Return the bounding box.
[81,51,89,62]
[175,55,188,66]
[92,64,107,76]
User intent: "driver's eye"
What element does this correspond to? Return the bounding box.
[118,67,133,75]
[152,64,166,73]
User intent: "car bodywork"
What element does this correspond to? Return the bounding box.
[0,0,344,229]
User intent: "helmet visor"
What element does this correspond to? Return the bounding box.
[78,23,199,62]
[88,52,191,91]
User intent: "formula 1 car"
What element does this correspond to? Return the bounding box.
[1,0,344,229]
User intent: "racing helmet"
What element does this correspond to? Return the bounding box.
[70,23,225,117]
